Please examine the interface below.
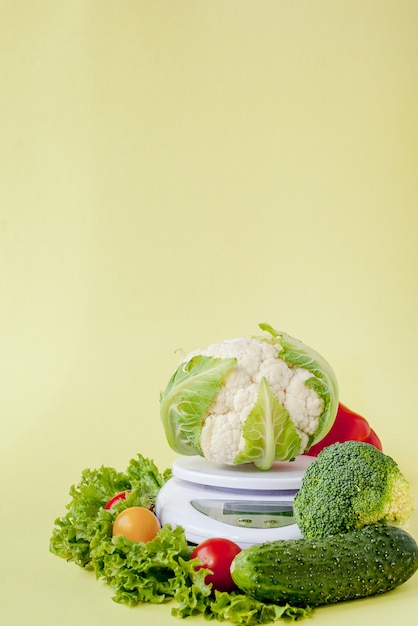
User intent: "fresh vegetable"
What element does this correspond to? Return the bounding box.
[190,538,242,592]
[105,490,131,509]
[49,454,171,568]
[294,441,414,538]
[50,455,310,624]
[306,402,382,456]
[365,426,383,449]
[172,586,311,623]
[93,524,194,605]
[230,524,418,607]
[112,506,161,543]
[160,322,339,470]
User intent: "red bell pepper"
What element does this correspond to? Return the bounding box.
[306,402,383,457]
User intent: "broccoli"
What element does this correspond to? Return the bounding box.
[293,441,414,538]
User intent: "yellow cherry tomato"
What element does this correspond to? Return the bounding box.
[112,506,161,543]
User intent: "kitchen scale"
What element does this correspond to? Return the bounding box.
[156,454,315,548]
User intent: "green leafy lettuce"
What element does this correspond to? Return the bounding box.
[173,583,311,624]
[49,454,171,568]
[50,454,311,623]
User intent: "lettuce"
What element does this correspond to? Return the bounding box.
[49,454,171,568]
[91,524,194,605]
[173,585,311,624]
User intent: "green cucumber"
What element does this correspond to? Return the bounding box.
[230,524,418,607]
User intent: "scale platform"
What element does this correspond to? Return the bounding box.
[156,455,314,548]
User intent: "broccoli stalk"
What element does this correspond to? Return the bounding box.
[294,441,414,538]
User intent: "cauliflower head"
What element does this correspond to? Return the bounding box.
[160,323,339,470]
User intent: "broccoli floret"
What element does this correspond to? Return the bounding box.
[293,441,414,538]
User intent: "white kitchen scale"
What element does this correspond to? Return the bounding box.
[156,454,315,548]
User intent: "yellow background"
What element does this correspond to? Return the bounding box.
[1,1,417,624]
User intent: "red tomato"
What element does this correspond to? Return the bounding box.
[191,538,242,592]
[104,490,131,510]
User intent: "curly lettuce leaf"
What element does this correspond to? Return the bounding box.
[91,524,194,605]
[160,355,236,455]
[206,593,311,624]
[234,377,302,470]
[257,323,339,448]
[173,585,311,624]
[49,454,171,568]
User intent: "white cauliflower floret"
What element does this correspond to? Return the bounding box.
[200,413,243,465]
[187,337,324,465]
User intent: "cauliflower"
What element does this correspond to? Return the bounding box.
[160,323,339,470]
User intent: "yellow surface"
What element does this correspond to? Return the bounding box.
[1,1,417,624]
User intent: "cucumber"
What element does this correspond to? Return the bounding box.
[230,524,418,607]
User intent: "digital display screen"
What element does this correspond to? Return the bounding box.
[223,500,293,516]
